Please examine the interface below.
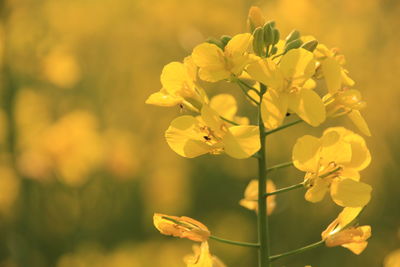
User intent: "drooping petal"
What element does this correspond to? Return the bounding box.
[165,116,212,158]
[288,89,326,127]
[347,110,371,136]
[210,94,238,120]
[153,213,210,242]
[321,58,342,94]
[321,207,363,239]
[280,48,316,84]
[261,90,288,129]
[326,226,371,255]
[223,126,260,159]
[292,135,321,172]
[330,178,372,207]
[145,89,182,107]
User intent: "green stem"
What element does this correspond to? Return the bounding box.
[269,240,325,262]
[265,119,303,135]
[236,80,260,105]
[209,235,260,248]
[265,182,304,197]
[237,79,259,94]
[266,161,293,173]
[220,116,239,126]
[257,84,271,267]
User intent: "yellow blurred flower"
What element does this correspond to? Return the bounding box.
[321,207,371,255]
[239,179,276,215]
[146,56,208,110]
[247,48,326,128]
[384,249,400,267]
[192,33,254,82]
[153,213,210,242]
[247,6,265,32]
[184,242,226,267]
[165,105,260,159]
[292,127,372,207]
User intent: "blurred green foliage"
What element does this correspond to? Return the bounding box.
[0,0,399,266]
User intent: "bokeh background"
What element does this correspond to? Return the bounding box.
[0,0,399,266]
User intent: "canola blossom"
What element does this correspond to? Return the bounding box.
[147,6,373,267]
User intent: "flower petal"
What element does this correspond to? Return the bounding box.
[225,33,253,57]
[161,62,193,96]
[165,116,211,158]
[347,110,371,137]
[261,90,288,129]
[192,43,229,82]
[288,89,326,127]
[145,89,182,107]
[292,135,321,172]
[321,58,342,94]
[246,58,283,90]
[280,48,316,84]
[330,179,372,207]
[223,126,260,159]
[305,177,330,203]
[210,94,237,120]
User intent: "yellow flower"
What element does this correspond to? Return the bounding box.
[292,127,372,207]
[192,33,254,82]
[153,213,210,242]
[239,179,276,215]
[384,249,400,267]
[184,242,226,267]
[247,48,325,129]
[321,207,371,255]
[146,56,208,109]
[209,94,249,125]
[165,105,260,159]
[247,6,265,32]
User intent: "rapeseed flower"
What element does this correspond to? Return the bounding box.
[239,179,276,215]
[184,242,226,267]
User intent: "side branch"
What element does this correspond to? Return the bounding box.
[264,182,304,197]
[265,119,303,135]
[209,235,260,248]
[266,161,293,173]
[269,240,325,262]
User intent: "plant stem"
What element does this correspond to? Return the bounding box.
[265,182,304,197]
[236,80,260,105]
[265,119,303,135]
[269,240,325,262]
[237,79,259,93]
[220,116,240,126]
[266,161,293,173]
[209,235,260,248]
[257,84,271,267]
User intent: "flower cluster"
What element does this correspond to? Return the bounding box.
[147,6,372,266]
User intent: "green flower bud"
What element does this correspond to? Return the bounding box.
[284,39,303,52]
[220,35,232,48]
[285,30,300,43]
[301,40,318,52]
[273,29,280,45]
[252,27,265,56]
[263,23,274,46]
[206,37,223,49]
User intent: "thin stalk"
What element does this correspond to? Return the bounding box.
[237,79,259,94]
[237,81,260,105]
[265,119,303,135]
[266,161,293,173]
[269,240,325,262]
[209,235,260,248]
[257,84,271,267]
[265,182,304,197]
[220,116,239,126]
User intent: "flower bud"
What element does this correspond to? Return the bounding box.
[220,35,232,48]
[247,6,265,32]
[301,40,318,52]
[284,39,303,52]
[263,23,274,46]
[285,30,300,43]
[206,37,223,49]
[272,28,280,45]
[252,27,265,56]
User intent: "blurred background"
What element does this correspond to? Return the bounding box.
[0,0,399,266]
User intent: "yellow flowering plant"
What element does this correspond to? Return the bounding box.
[147,6,372,267]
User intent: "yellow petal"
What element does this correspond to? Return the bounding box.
[320,130,352,166]
[330,179,372,207]
[337,207,364,228]
[288,89,326,127]
[239,179,276,215]
[210,94,237,120]
[145,89,182,107]
[161,62,194,96]
[280,48,316,84]
[347,110,371,136]
[342,241,368,255]
[305,177,330,203]
[165,116,212,158]
[192,43,229,82]
[201,106,225,136]
[184,242,226,267]
[303,78,316,90]
[261,90,288,129]
[292,135,321,172]
[246,58,284,90]
[225,33,253,57]
[341,69,355,87]
[321,58,342,94]
[223,126,260,159]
